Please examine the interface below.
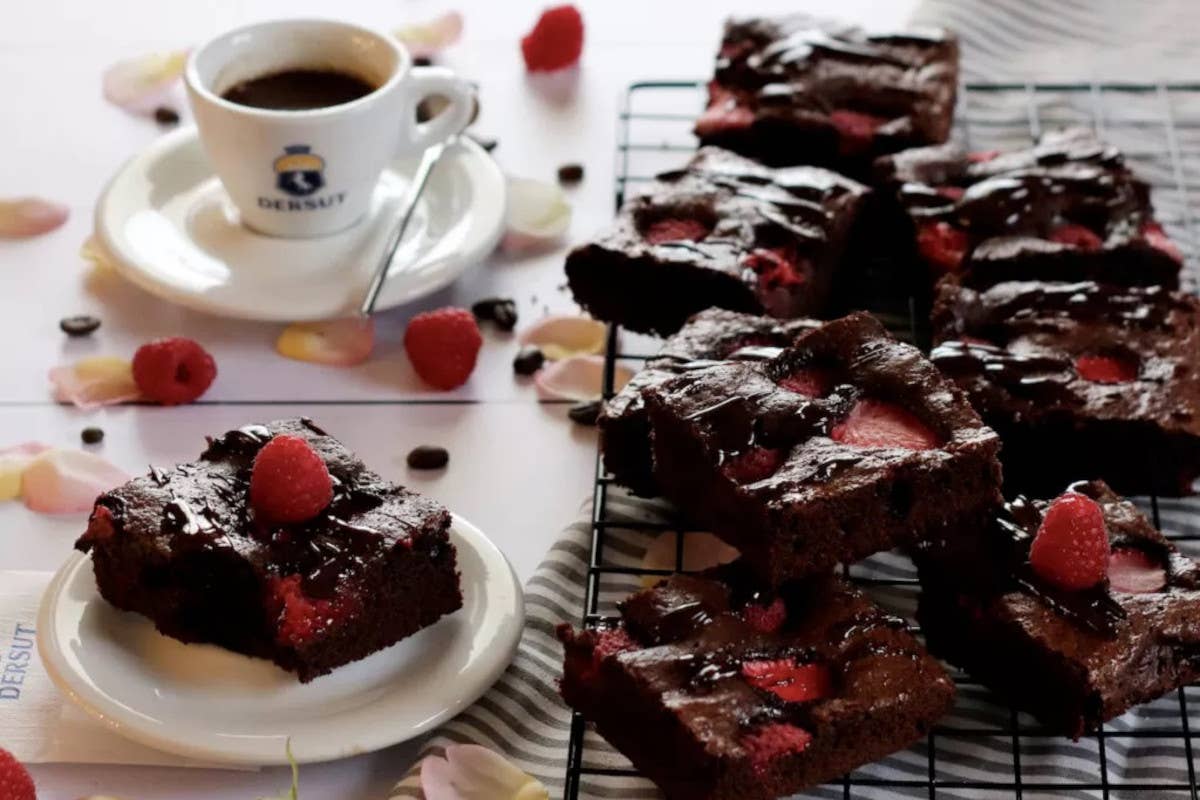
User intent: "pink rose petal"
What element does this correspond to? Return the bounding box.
[395,11,464,58]
[22,449,129,514]
[640,531,740,587]
[517,315,606,360]
[0,443,51,502]
[0,198,69,239]
[534,354,631,401]
[49,356,141,410]
[1108,547,1167,594]
[102,50,188,114]
[420,745,549,800]
[501,177,571,254]
[276,318,375,366]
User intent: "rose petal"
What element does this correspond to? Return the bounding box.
[421,745,549,800]
[640,531,741,586]
[0,443,51,502]
[501,177,571,254]
[395,11,464,58]
[22,449,129,514]
[103,50,188,114]
[517,315,606,360]
[0,198,69,239]
[534,354,631,401]
[276,318,375,366]
[49,356,141,409]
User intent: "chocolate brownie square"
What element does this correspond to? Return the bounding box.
[559,565,955,800]
[930,276,1200,496]
[695,15,958,176]
[602,309,818,495]
[565,146,868,335]
[75,418,462,682]
[915,480,1200,738]
[875,128,1184,287]
[643,312,1002,587]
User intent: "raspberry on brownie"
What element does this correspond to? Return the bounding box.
[914,480,1200,738]
[875,128,1184,288]
[558,563,956,799]
[642,312,1002,587]
[75,418,462,682]
[601,309,819,496]
[930,276,1200,496]
[695,15,958,176]
[565,146,868,335]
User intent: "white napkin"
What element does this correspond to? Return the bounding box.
[0,570,247,769]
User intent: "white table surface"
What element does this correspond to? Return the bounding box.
[2,1,918,797]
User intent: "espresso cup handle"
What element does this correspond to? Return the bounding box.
[400,67,475,154]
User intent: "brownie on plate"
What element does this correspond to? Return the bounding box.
[875,128,1184,287]
[75,418,462,682]
[565,146,868,335]
[915,480,1200,738]
[931,277,1200,496]
[643,312,1002,587]
[602,309,818,495]
[559,564,955,800]
[695,15,958,176]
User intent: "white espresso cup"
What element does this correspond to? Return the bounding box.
[186,19,474,238]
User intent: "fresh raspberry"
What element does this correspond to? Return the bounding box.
[1029,492,1111,591]
[403,307,483,390]
[695,83,755,136]
[721,446,783,485]
[936,185,965,201]
[743,597,786,634]
[743,247,807,289]
[268,574,335,647]
[1108,548,1167,594]
[741,659,831,703]
[830,399,940,451]
[131,337,217,405]
[1049,223,1103,251]
[828,109,886,156]
[741,723,813,773]
[777,367,829,398]
[1141,221,1184,263]
[250,435,333,523]
[0,747,36,800]
[916,221,969,273]
[967,149,1001,163]
[520,5,584,72]
[642,217,711,245]
[1075,354,1137,384]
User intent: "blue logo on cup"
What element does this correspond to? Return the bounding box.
[273,145,325,197]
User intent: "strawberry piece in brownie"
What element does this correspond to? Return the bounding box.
[915,480,1200,738]
[643,312,1001,587]
[559,565,955,799]
[75,418,462,682]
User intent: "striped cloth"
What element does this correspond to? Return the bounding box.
[389,3,1200,797]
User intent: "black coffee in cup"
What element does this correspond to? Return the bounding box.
[221,69,376,111]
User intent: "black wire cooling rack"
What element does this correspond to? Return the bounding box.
[564,81,1200,799]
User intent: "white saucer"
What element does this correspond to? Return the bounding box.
[95,127,506,321]
[37,514,523,766]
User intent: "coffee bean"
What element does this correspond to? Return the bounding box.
[469,134,498,152]
[81,427,105,445]
[413,56,433,67]
[557,163,584,185]
[568,399,602,426]
[153,106,180,125]
[60,315,101,337]
[513,346,545,376]
[407,445,449,470]
[471,297,518,331]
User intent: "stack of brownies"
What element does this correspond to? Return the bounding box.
[559,14,1200,800]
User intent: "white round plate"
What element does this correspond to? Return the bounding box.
[38,514,523,765]
[95,126,506,321]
